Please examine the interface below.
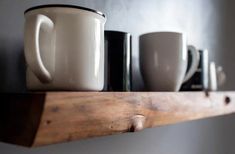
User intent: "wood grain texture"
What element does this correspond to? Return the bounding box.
[1,92,235,147]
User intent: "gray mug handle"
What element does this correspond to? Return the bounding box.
[183,45,200,83]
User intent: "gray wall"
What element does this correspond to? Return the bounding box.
[0,0,235,153]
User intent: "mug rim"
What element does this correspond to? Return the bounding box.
[25,4,106,18]
[140,31,185,38]
[105,30,131,36]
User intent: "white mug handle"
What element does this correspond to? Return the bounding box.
[24,14,54,83]
[183,45,200,83]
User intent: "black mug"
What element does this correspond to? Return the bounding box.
[104,31,132,91]
[180,49,209,91]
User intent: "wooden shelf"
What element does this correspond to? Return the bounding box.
[0,92,235,147]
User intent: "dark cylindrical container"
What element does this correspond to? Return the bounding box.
[180,49,209,91]
[104,31,132,91]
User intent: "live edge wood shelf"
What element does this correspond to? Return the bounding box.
[0,92,235,147]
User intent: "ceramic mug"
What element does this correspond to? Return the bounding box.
[209,62,226,91]
[180,49,209,91]
[24,5,106,91]
[104,31,132,91]
[139,32,200,91]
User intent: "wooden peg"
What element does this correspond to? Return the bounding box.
[130,115,146,132]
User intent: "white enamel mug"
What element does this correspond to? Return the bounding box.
[140,32,200,91]
[24,5,106,91]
